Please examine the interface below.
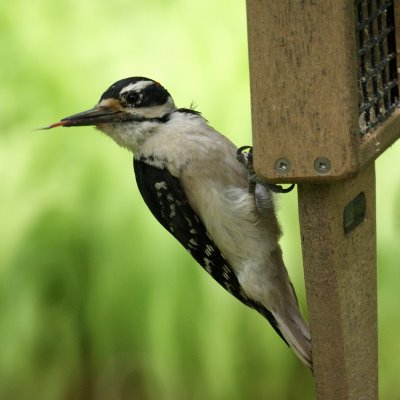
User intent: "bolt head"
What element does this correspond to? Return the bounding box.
[314,157,331,174]
[274,158,291,174]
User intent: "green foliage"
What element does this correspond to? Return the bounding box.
[1,1,399,399]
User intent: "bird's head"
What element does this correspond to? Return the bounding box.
[44,77,176,151]
[44,77,176,148]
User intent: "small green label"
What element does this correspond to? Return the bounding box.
[343,192,366,234]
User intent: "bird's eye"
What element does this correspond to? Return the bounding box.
[123,91,139,105]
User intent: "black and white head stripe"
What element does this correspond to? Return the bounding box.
[99,77,171,108]
[100,77,153,100]
[133,158,286,344]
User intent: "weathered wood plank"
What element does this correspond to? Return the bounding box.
[246,0,360,182]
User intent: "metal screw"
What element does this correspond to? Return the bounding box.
[274,158,291,174]
[314,157,331,174]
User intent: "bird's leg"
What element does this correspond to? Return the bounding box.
[236,146,257,194]
[236,146,295,194]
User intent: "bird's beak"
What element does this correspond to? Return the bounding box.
[42,105,122,129]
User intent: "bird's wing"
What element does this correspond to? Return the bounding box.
[133,158,285,342]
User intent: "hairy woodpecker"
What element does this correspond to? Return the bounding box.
[46,77,313,370]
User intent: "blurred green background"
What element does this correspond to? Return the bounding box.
[1,1,400,399]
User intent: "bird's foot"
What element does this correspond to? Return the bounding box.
[236,146,295,194]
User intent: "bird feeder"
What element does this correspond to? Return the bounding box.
[246,1,399,399]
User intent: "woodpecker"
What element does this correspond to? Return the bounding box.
[45,77,313,370]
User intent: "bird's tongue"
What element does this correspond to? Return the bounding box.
[35,120,69,130]
[44,121,69,129]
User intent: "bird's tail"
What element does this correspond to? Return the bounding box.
[273,302,313,371]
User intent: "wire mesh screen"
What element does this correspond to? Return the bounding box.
[356,0,399,135]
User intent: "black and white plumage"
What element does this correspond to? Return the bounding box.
[46,77,313,370]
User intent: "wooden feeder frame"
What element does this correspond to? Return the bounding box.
[246,1,400,399]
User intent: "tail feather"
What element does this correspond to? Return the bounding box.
[266,248,313,371]
[274,307,313,371]
[252,300,313,371]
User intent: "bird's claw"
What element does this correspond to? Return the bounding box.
[236,146,295,194]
